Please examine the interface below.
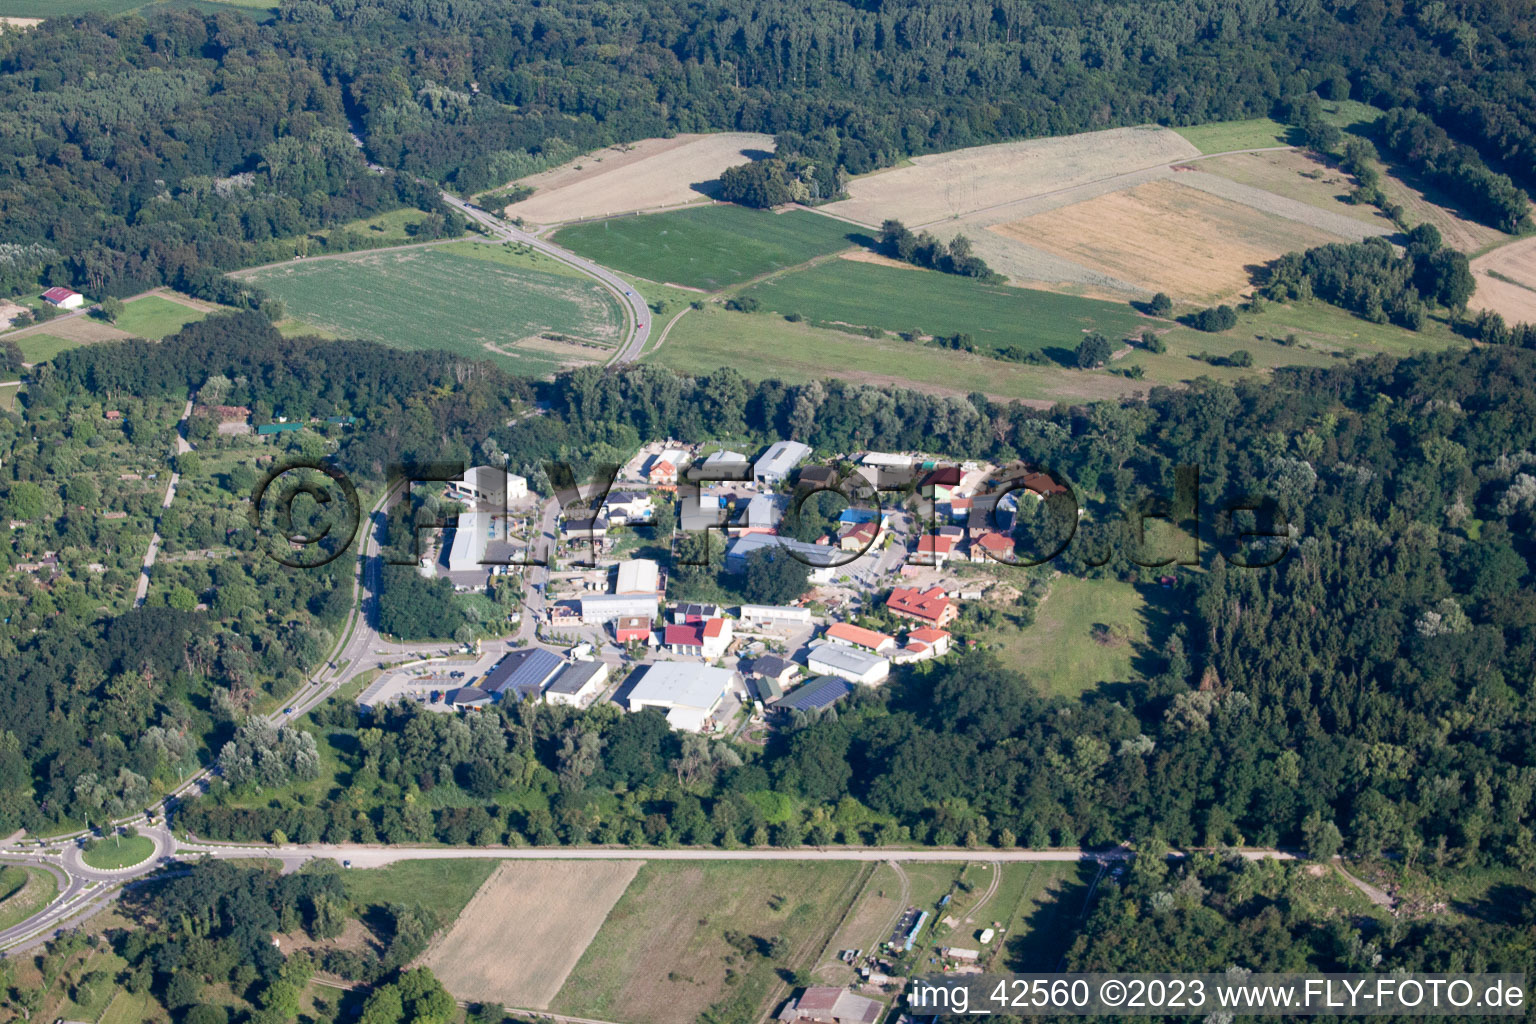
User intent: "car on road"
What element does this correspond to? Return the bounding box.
[342,860,352,868]
[283,707,294,715]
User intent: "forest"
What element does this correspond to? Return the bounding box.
[4,0,1536,300]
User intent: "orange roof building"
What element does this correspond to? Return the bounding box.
[886,585,957,627]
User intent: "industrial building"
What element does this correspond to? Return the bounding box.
[544,660,610,707]
[754,440,813,485]
[480,648,565,701]
[805,642,890,685]
[622,662,739,732]
[580,593,660,624]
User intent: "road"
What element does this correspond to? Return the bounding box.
[438,196,652,364]
[132,398,193,606]
[0,825,1298,953]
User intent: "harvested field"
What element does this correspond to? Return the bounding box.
[422,860,642,1008]
[0,299,25,327]
[991,179,1349,302]
[7,314,128,346]
[1470,237,1536,323]
[1194,149,1395,230]
[822,126,1199,228]
[553,860,868,1024]
[500,132,775,225]
[1377,170,1507,253]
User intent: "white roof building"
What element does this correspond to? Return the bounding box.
[450,465,527,509]
[615,558,661,595]
[446,509,490,571]
[805,644,890,685]
[580,593,660,624]
[702,449,751,477]
[754,440,813,484]
[623,663,738,732]
[738,604,815,626]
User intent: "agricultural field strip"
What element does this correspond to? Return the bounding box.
[420,860,643,1009]
[502,132,777,225]
[1469,235,1536,323]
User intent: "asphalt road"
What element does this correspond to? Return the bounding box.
[438,195,653,364]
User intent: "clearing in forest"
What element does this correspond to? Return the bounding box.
[421,860,643,1008]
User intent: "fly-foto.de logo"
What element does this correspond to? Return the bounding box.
[249,456,1292,572]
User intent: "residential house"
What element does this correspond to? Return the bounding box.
[601,491,653,523]
[664,617,733,658]
[886,585,957,627]
[805,643,890,685]
[824,622,896,655]
[647,448,687,487]
[892,627,952,664]
[671,602,723,624]
[754,440,813,485]
[912,533,957,567]
[969,532,1016,563]
[621,663,738,732]
[544,661,610,707]
[838,520,879,552]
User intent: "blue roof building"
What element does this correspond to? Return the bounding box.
[773,676,854,713]
[480,648,565,700]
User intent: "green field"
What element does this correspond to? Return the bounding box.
[340,858,498,917]
[741,260,1148,356]
[315,207,441,246]
[0,865,57,931]
[80,833,155,869]
[241,245,626,376]
[984,577,1163,697]
[651,306,1149,401]
[113,294,209,340]
[13,332,78,364]
[0,0,140,13]
[988,862,1096,971]
[1173,117,1295,154]
[553,205,862,291]
[553,860,868,1024]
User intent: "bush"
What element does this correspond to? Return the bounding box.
[1075,333,1114,368]
[1192,304,1238,332]
[1140,330,1166,353]
[1148,292,1173,317]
